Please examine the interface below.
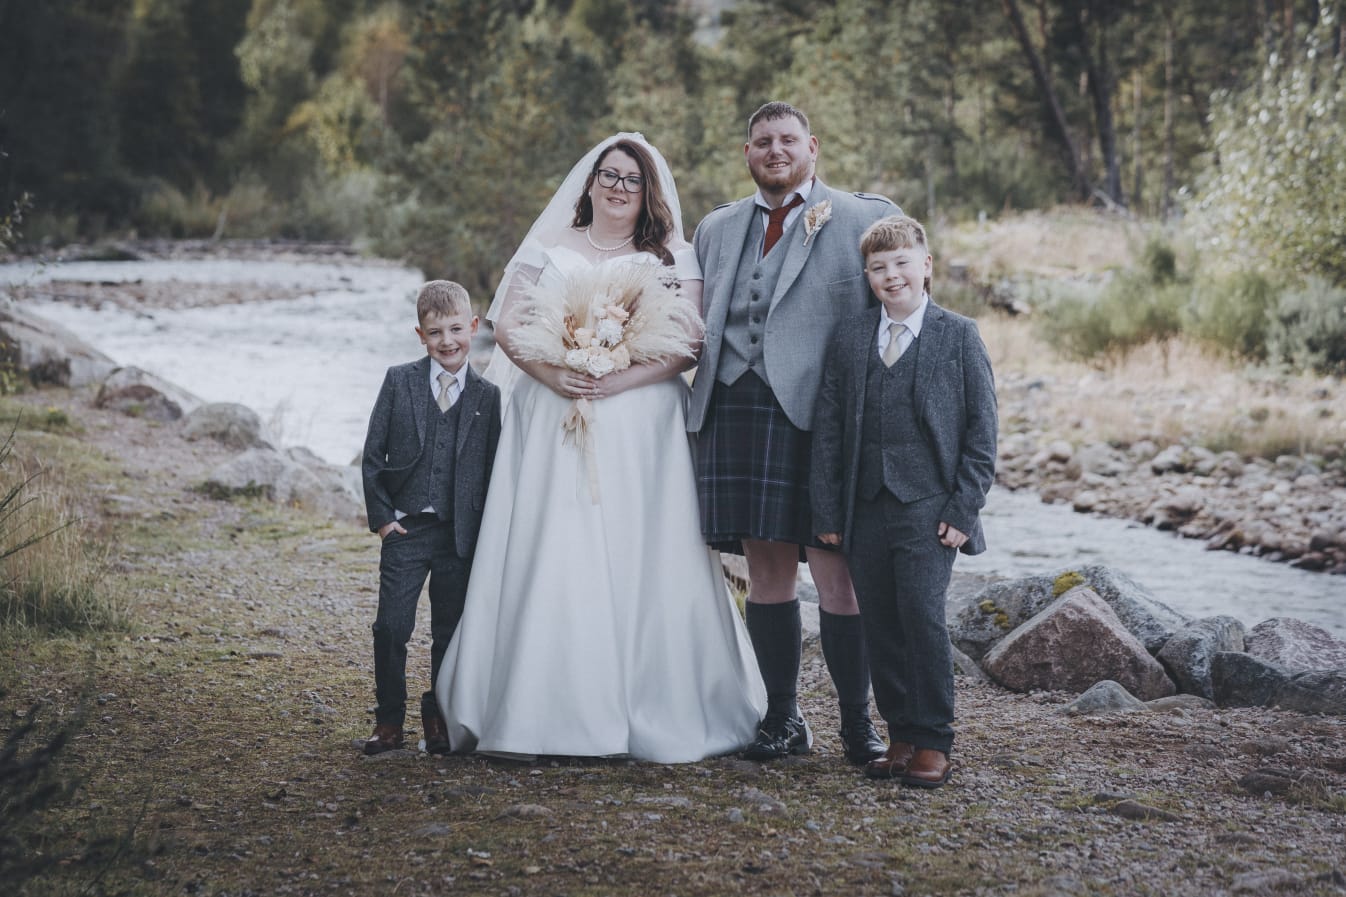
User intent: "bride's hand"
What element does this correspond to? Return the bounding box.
[591,357,691,399]
[533,363,599,400]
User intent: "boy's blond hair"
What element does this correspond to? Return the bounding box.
[860,215,932,294]
[859,214,928,258]
[416,280,473,324]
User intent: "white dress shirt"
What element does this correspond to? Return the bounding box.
[876,294,930,360]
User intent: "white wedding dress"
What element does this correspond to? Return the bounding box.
[435,245,766,763]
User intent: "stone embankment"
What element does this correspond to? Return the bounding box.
[996,377,1346,574]
[950,564,1346,717]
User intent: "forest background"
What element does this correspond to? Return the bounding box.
[1,0,1344,373]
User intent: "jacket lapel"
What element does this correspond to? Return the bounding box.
[454,366,484,455]
[410,356,431,443]
[850,307,880,429]
[706,199,759,334]
[770,181,833,312]
[914,301,947,417]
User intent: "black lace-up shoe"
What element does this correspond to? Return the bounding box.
[839,714,887,765]
[742,710,813,760]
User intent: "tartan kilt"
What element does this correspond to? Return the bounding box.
[695,371,827,554]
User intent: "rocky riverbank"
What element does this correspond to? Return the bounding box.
[992,363,1346,575]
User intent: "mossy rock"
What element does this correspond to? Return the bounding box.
[1052,570,1087,597]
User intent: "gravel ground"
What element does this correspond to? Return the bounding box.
[3,386,1344,897]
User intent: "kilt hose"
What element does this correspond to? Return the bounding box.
[695,371,829,556]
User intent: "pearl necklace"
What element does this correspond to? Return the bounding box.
[584,226,635,253]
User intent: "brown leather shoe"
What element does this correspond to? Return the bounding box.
[864,741,915,779]
[901,748,952,788]
[363,722,404,756]
[423,713,450,755]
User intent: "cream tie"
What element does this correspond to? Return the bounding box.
[436,372,459,412]
[882,322,907,367]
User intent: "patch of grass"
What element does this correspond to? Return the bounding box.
[0,431,130,633]
[192,479,270,502]
[36,406,73,431]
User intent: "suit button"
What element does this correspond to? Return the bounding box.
[752,272,762,280]
[750,336,758,344]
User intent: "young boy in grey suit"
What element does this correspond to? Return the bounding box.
[811,216,997,787]
[360,280,502,755]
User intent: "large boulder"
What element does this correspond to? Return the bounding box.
[0,302,117,387]
[182,402,270,450]
[95,365,202,422]
[1245,618,1346,674]
[1157,616,1247,699]
[202,446,362,520]
[1072,564,1190,654]
[1210,652,1291,708]
[950,564,1188,661]
[948,573,1056,661]
[1060,680,1145,716]
[981,586,1177,700]
[1272,670,1346,716]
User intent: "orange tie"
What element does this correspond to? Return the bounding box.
[762,195,805,256]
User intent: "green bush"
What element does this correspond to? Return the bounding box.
[1033,236,1186,366]
[135,180,222,238]
[1184,270,1276,362]
[1194,8,1346,286]
[1266,276,1346,375]
[283,169,387,243]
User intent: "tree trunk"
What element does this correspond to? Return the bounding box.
[1001,0,1092,199]
[1162,2,1175,219]
[1132,69,1142,213]
[1077,0,1123,206]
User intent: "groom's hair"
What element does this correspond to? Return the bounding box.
[747,101,810,138]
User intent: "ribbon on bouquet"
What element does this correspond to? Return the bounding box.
[560,397,601,503]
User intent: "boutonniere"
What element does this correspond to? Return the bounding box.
[802,200,832,246]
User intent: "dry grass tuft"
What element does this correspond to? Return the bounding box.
[981,315,1345,457]
[941,207,1151,281]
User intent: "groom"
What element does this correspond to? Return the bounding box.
[690,101,899,763]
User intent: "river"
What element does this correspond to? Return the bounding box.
[4,254,1342,635]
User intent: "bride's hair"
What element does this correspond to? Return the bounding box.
[570,139,675,266]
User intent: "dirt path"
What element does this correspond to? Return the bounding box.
[5,387,1345,897]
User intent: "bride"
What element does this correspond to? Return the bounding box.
[434,133,766,762]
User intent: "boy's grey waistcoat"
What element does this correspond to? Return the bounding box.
[857,346,944,504]
[689,180,899,432]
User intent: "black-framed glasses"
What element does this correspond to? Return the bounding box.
[595,168,644,193]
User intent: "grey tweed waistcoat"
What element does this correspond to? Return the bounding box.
[398,395,462,519]
[716,209,794,387]
[857,340,944,503]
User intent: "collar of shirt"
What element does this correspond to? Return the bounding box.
[753,177,815,231]
[429,359,467,395]
[877,294,930,351]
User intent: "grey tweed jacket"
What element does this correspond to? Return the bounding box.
[810,301,998,555]
[361,358,502,557]
[688,179,899,432]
